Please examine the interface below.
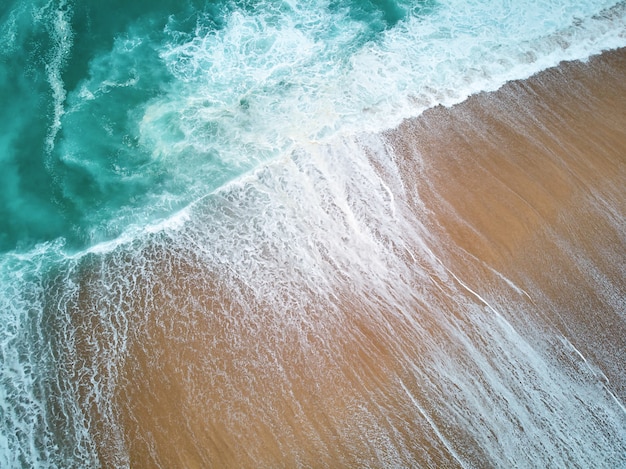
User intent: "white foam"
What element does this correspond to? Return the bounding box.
[128,0,626,236]
[152,0,626,153]
[40,0,73,161]
[3,3,626,465]
[52,0,626,255]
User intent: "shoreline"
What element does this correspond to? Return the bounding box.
[70,47,626,467]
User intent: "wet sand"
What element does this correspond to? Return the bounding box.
[389,48,626,398]
[70,48,626,467]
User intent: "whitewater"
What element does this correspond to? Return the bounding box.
[1,0,626,466]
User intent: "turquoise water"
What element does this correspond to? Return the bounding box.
[2,0,623,252]
[1,0,626,466]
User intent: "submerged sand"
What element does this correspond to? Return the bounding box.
[67,48,626,467]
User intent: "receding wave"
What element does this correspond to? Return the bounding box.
[1,0,626,467]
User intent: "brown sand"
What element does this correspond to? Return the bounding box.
[72,48,626,467]
[389,48,626,398]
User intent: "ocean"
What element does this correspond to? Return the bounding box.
[1,0,625,466]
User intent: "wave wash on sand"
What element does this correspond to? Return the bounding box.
[1,0,626,467]
[4,49,624,467]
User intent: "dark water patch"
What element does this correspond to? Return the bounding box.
[330,0,434,34]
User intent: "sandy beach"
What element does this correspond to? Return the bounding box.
[389,48,626,395]
[69,48,626,467]
[4,1,626,466]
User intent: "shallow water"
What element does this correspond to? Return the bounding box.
[1,0,626,467]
